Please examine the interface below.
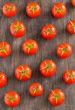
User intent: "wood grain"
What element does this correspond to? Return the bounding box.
[0,0,75,110]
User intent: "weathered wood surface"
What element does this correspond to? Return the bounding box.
[0,0,75,110]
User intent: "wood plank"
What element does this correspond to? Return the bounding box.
[0,0,75,110]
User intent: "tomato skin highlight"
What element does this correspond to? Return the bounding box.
[2,2,17,17]
[15,64,32,81]
[40,59,56,77]
[22,39,39,55]
[57,42,72,59]
[51,2,67,18]
[63,70,75,84]
[10,20,26,38]
[71,0,75,6]
[48,89,65,106]
[4,90,20,107]
[67,19,75,34]
[26,2,41,18]
[0,72,7,87]
[0,42,11,58]
[29,82,43,97]
[41,24,57,39]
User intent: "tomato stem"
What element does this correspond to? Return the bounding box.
[68,72,74,78]
[0,43,7,55]
[33,87,38,93]
[6,5,12,10]
[70,20,75,32]
[19,66,30,79]
[8,95,14,102]
[44,28,52,35]
[14,23,22,33]
[30,5,36,13]
[54,94,60,103]
[40,63,53,72]
[55,6,62,13]
[61,47,67,55]
[27,43,33,53]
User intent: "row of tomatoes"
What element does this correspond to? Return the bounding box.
[0,16,74,58]
[2,1,75,18]
[0,62,75,107]
[2,1,75,39]
[9,19,75,38]
[0,41,72,59]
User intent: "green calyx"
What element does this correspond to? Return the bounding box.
[8,95,14,101]
[45,28,52,34]
[70,21,75,31]
[61,47,67,55]
[0,43,7,54]
[33,87,38,93]
[30,5,36,12]
[45,63,53,72]
[72,23,75,28]
[46,63,51,69]
[56,7,62,13]
[14,24,22,33]
[27,43,33,51]
[68,72,73,78]
[54,94,60,100]
[22,69,26,75]
[6,5,12,10]
[27,44,33,48]
[20,69,26,79]
[19,66,30,79]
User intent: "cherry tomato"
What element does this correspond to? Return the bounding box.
[57,43,72,59]
[48,89,65,106]
[0,42,11,58]
[40,59,56,77]
[67,19,75,34]
[22,39,39,55]
[26,2,41,18]
[2,2,17,17]
[15,64,32,81]
[51,2,67,18]
[10,20,26,38]
[29,82,43,97]
[63,70,75,84]
[4,90,20,107]
[41,24,57,39]
[0,72,7,87]
[71,0,75,6]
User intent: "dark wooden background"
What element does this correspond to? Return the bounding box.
[0,0,75,110]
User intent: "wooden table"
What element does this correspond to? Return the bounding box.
[0,0,75,110]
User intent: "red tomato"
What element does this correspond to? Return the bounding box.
[48,89,65,106]
[4,90,20,107]
[15,64,32,81]
[0,72,7,87]
[63,70,75,84]
[29,82,43,96]
[67,19,75,34]
[26,2,41,18]
[57,43,72,59]
[41,24,57,39]
[51,2,67,18]
[40,59,56,77]
[0,42,11,58]
[22,39,39,55]
[10,20,26,38]
[71,0,75,6]
[2,2,17,17]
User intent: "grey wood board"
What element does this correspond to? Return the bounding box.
[0,0,75,110]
